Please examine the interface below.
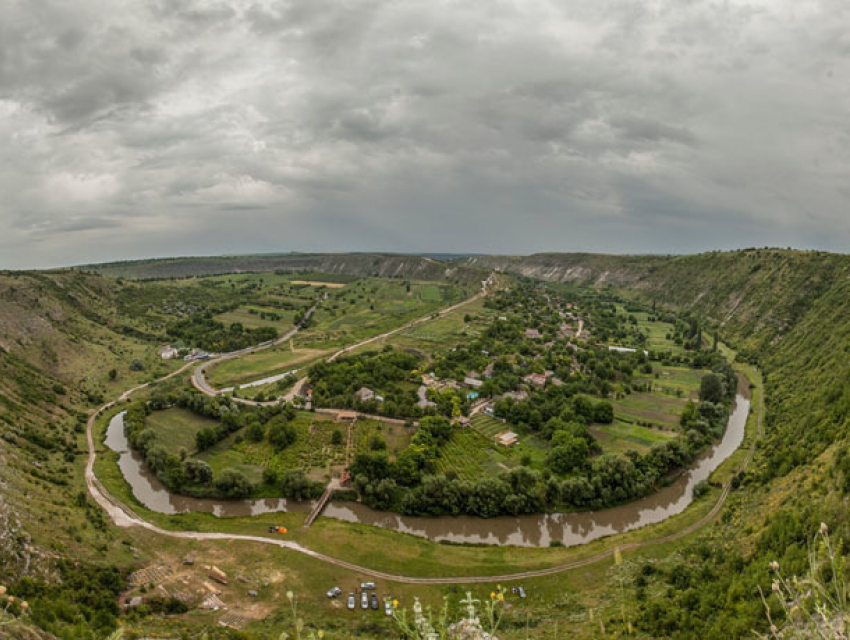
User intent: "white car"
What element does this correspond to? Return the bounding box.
[361,591,369,609]
[347,593,355,609]
[326,586,342,598]
[384,600,393,616]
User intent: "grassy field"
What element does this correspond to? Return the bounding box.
[214,306,296,332]
[612,387,692,430]
[145,407,219,455]
[206,278,473,387]
[590,419,676,455]
[384,297,494,356]
[435,428,513,481]
[207,345,329,387]
[197,434,266,483]
[197,412,414,484]
[640,364,704,399]
[295,279,471,350]
[352,420,413,460]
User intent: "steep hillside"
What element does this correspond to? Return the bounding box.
[78,252,488,285]
[467,249,845,351]
[469,249,849,637]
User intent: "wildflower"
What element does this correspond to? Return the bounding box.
[772,581,781,593]
[0,586,6,596]
[769,561,779,572]
[21,601,28,610]
[490,592,495,599]
[392,599,399,608]
[497,592,504,602]
[614,547,623,566]
[286,590,294,601]
[820,522,828,535]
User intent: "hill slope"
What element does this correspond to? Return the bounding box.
[78,252,487,285]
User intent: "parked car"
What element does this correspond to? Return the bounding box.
[360,581,376,591]
[384,600,393,616]
[518,586,526,599]
[326,586,342,598]
[370,593,379,610]
[347,593,355,610]
[361,591,369,609]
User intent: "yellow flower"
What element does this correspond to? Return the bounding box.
[392,599,399,608]
[490,592,495,599]
[497,593,504,602]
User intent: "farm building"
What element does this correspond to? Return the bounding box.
[495,431,519,446]
[524,373,548,388]
[353,387,376,402]
[464,376,483,389]
[524,328,542,339]
[337,410,358,422]
[158,345,179,360]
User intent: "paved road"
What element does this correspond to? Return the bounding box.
[191,302,318,398]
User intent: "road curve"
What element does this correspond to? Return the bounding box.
[85,364,762,584]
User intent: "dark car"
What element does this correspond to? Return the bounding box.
[370,593,379,610]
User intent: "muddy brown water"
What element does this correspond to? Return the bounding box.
[103,413,314,517]
[105,392,749,547]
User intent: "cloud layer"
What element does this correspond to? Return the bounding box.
[1,0,848,268]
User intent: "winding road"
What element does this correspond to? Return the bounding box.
[84,280,763,585]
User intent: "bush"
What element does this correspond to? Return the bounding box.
[214,468,253,498]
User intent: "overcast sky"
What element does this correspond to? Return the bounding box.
[1,0,848,268]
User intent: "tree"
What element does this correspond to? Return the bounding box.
[129,359,145,371]
[195,427,220,451]
[246,421,265,443]
[546,433,590,475]
[183,459,213,485]
[593,401,614,424]
[280,470,316,500]
[268,418,297,451]
[331,429,343,445]
[108,369,117,381]
[699,373,725,404]
[215,468,253,498]
[145,444,169,472]
[369,435,387,451]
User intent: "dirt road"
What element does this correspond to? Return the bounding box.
[84,361,762,584]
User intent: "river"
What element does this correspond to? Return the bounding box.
[104,391,749,547]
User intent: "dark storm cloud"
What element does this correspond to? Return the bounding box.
[0,0,848,269]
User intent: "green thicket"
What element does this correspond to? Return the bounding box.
[308,347,422,417]
[166,313,277,352]
[10,560,125,639]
